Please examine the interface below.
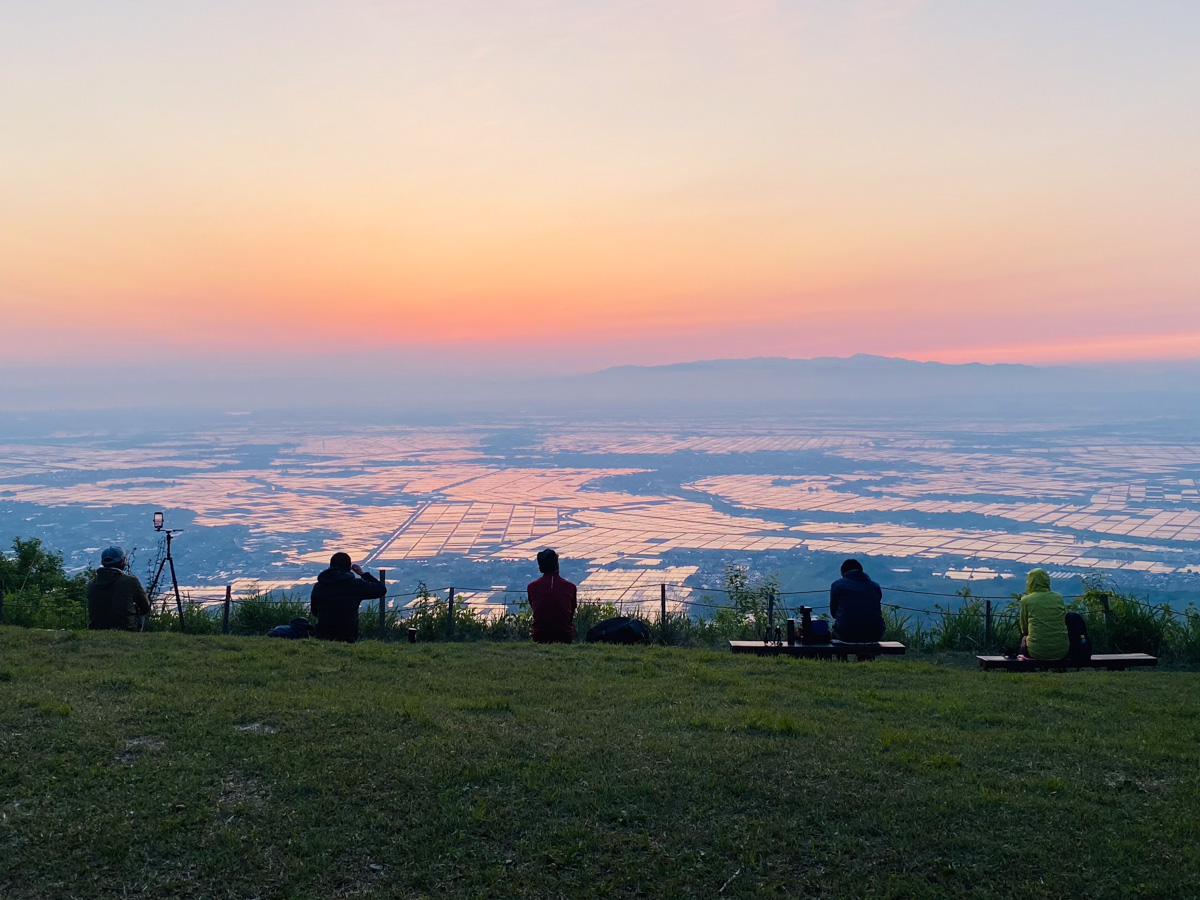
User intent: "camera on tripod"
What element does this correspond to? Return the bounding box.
[148,510,187,630]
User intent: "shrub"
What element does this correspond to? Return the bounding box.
[0,538,90,629]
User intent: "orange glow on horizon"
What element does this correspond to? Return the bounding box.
[2,3,1198,372]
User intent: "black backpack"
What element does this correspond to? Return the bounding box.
[268,617,314,639]
[1065,611,1092,662]
[586,616,651,645]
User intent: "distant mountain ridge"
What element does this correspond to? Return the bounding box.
[595,353,1053,376]
[559,353,1197,415]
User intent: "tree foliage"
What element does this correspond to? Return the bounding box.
[0,538,90,628]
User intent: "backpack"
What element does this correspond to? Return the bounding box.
[803,619,831,644]
[1065,611,1092,662]
[585,616,651,645]
[268,617,314,639]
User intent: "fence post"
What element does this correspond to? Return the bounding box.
[447,586,455,638]
[378,569,387,641]
[222,585,231,635]
[1101,593,1113,626]
[767,591,775,638]
[0,588,5,624]
[984,599,992,649]
[660,583,667,644]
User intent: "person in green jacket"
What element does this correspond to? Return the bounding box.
[1019,568,1070,660]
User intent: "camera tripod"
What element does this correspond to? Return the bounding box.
[148,528,187,632]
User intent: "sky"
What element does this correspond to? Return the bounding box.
[2,0,1198,393]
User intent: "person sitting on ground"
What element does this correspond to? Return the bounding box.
[527,548,577,644]
[829,558,886,643]
[87,546,152,631]
[1019,568,1069,660]
[310,552,387,643]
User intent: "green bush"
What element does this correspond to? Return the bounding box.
[0,538,91,629]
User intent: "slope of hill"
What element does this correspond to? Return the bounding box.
[2,629,1195,899]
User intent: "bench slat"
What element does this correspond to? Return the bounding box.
[977,653,1157,671]
[730,640,906,659]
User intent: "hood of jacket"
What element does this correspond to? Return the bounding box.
[1026,568,1051,594]
[94,566,126,586]
[317,567,357,586]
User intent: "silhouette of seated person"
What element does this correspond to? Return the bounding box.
[311,552,387,643]
[87,546,151,631]
[526,548,577,644]
[829,558,886,643]
[1019,568,1069,660]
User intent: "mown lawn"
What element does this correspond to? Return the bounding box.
[1,628,1197,899]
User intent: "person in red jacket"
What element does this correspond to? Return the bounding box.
[527,548,577,643]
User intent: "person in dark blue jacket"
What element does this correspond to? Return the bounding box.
[310,552,387,643]
[829,558,886,642]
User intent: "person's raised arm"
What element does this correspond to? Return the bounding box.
[353,568,387,599]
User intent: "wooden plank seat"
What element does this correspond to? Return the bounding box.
[977,653,1158,672]
[729,640,906,660]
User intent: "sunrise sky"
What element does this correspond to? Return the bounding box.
[2,1,1198,380]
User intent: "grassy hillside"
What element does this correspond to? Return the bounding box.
[1,629,1197,899]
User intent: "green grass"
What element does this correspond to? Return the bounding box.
[1,629,1197,899]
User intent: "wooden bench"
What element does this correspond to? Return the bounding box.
[977,653,1158,672]
[730,640,906,661]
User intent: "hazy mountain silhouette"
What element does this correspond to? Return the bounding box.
[2,353,1196,417]
[552,354,1199,417]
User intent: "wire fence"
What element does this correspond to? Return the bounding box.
[6,581,1195,622]
[3,576,1197,659]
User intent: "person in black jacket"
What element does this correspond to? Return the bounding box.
[310,552,387,643]
[87,546,152,631]
[829,558,886,643]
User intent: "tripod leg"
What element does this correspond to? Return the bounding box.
[168,555,185,634]
[149,557,169,611]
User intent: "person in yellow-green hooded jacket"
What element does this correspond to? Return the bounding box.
[1019,568,1070,660]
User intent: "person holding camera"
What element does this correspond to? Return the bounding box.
[310,552,387,643]
[87,546,152,631]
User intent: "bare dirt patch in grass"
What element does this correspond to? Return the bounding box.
[116,735,167,763]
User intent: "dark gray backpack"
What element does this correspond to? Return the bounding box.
[586,616,651,645]
[1065,612,1092,662]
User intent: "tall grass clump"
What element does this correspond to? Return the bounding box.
[882,605,927,648]
[144,597,222,634]
[921,589,1018,651]
[1071,577,1199,662]
[1167,608,1200,663]
[229,589,310,635]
